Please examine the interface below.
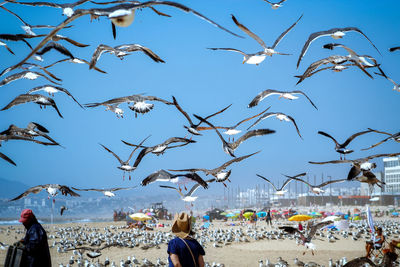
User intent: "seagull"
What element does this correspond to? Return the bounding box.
[122,137,195,168]
[355,171,385,195]
[283,174,346,194]
[0,151,16,166]
[71,186,137,197]
[172,96,231,137]
[374,72,400,92]
[60,205,67,216]
[317,130,373,159]
[159,180,212,205]
[0,40,15,55]
[297,27,380,68]
[322,43,374,78]
[279,221,333,255]
[1,94,64,118]
[0,122,60,146]
[0,33,42,50]
[0,71,60,87]
[6,0,91,17]
[340,257,376,267]
[10,184,80,201]
[309,152,400,180]
[27,84,83,108]
[262,0,287,9]
[100,135,149,180]
[19,62,62,82]
[85,94,173,118]
[35,42,75,60]
[389,47,400,52]
[0,132,58,147]
[141,169,209,189]
[44,57,107,74]
[248,89,317,109]
[169,151,260,187]
[196,107,270,142]
[89,43,164,69]
[194,114,275,157]
[208,14,302,65]
[362,128,400,150]
[246,112,302,139]
[256,173,303,195]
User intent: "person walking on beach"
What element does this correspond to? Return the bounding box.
[168,212,205,267]
[18,209,51,267]
[266,209,272,226]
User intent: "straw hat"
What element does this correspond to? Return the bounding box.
[172,212,192,238]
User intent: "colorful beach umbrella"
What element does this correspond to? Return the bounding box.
[288,215,312,222]
[243,212,254,219]
[322,215,340,222]
[257,211,267,218]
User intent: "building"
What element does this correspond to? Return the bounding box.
[384,157,400,193]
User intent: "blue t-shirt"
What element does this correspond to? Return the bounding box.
[167,237,205,267]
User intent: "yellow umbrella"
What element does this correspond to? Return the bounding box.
[288,214,312,222]
[243,212,254,219]
[129,213,152,221]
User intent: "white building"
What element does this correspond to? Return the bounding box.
[384,157,400,193]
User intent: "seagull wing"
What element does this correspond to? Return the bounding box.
[47,98,64,118]
[207,47,248,56]
[230,129,275,150]
[232,107,271,128]
[216,151,260,172]
[71,187,104,192]
[285,176,313,189]
[1,94,38,111]
[309,159,354,164]
[109,186,137,191]
[389,47,400,52]
[231,15,266,48]
[271,14,303,49]
[307,221,333,241]
[8,1,62,8]
[317,131,340,146]
[297,30,335,68]
[291,90,318,110]
[159,185,184,197]
[256,174,278,191]
[142,95,173,105]
[99,143,123,164]
[141,169,173,186]
[246,112,276,130]
[280,178,294,191]
[162,137,195,146]
[248,89,282,108]
[53,35,89,48]
[185,182,204,197]
[286,115,302,139]
[89,44,115,69]
[341,129,373,147]
[203,103,232,121]
[115,44,165,63]
[367,128,392,136]
[342,257,376,267]
[0,71,31,87]
[172,96,193,125]
[341,27,381,55]
[36,42,74,59]
[347,165,361,180]
[132,146,153,168]
[127,135,150,162]
[0,152,16,166]
[180,173,209,189]
[364,152,400,161]
[318,179,346,188]
[193,114,229,146]
[362,136,392,151]
[120,139,148,148]
[58,185,80,197]
[10,185,47,201]
[279,226,303,236]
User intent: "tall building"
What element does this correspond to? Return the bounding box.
[384,156,400,193]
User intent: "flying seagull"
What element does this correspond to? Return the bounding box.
[196,107,270,141]
[309,152,400,180]
[6,0,91,17]
[194,114,275,157]
[141,169,208,189]
[85,94,173,118]
[44,57,107,74]
[19,62,62,82]
[35,41,75,60]
[362,128,400,151]
[248,89,317,109]
[1,94,64,118]
[89,43,164,70]
[262,0,287,9]
[297,27,380,68]
[169,151,260,187]
[208,14,302,65]
[60,205,67,216]
[317,130,373,159]
[355,171,385,195]
[257,173,304,195]
[283,174,346,194]
[279,221,333,255]
[122,137,195,168]
[100,135,149,180]
[71,186,137,197]
[0,71,60,87]
[0,151,16,166]
[246,112,302,139]
[389,47,400,52]
[10,184,80,201]
[374,72,400,92]
[0,132,58,147]
[159,180,212,205]
[27,84,83,108]
[1,122,60,146]
[172,96,231,137]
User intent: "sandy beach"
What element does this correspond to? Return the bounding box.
[0,219,371,267]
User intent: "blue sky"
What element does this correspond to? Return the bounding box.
[0,0,399,201]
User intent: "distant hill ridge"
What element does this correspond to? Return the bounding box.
[0,177,29,199]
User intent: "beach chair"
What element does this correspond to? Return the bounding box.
[370,238,388,261]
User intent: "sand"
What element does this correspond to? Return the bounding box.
[0,219,370,267]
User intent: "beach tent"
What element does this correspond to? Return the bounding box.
[129,213,152,221]
[288,215,312,221]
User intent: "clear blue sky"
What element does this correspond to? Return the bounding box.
[0,0,399,200]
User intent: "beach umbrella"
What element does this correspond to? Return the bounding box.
[392,212,399,216]
[203,215,210,220]
[257,211,267,218]
[129,213,152,221]
[288,215,312,221]
[243,212,254,219]
[322,216,340,222]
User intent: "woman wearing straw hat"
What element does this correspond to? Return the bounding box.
[168,212,205,267]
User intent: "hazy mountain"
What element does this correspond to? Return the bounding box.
[0,177,29,199]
